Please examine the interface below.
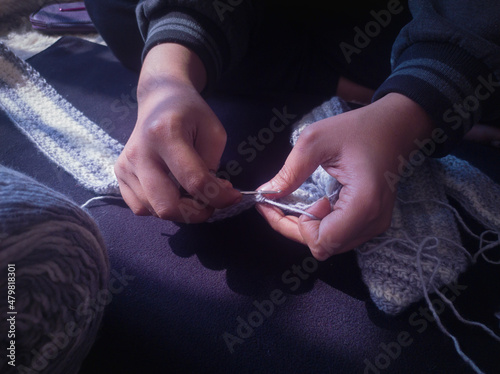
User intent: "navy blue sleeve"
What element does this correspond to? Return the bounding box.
[136,0,255,90]
[373,0,500,156]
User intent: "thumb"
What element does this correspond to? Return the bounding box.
[258,143,319,198]
[298,197,335,260]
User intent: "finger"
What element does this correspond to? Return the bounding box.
[160,139,241,209]
[115,150,158,216]
[299,186,386,260]
[297,197,337,260]
[174,197,215,223]
[194,116,227,171]
[257,133,321,198]
[306,197,333,220]
[255,203,304,244]
[138,159,214,222]
[116,177,153,217]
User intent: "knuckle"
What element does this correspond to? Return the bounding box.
[297,126,316,144]
[206,120,226,140]
[145,114,184,141]
[122,143,142,165]
[155,205,176,221]
[183,173,211,196]
[144,118,169,139]
[130,205,150,217]
[114,156,127,177]
[309,243,333,261]
[214,125,227,144]
[297,125,318,146]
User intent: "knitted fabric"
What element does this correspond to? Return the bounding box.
[222,97,500,373]
[256,97,500,316]
[0,42,122,195]
[1,42,499,373]
[2,41,498,315]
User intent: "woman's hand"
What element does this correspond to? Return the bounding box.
[256,93,434,260]
[114,43,241,223]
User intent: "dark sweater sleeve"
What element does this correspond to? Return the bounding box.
[136,0,255,90]
[373,0,500,156]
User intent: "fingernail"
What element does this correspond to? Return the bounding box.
[259,182,276,193]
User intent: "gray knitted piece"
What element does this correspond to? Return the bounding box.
[271,97,500,316]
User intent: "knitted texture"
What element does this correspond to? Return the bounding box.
[355,159,469,315]
[0,165,109,374]
[0,42,122,195]
[1,41,498,318]
[215,97,500,319]
[264,98,347,217]
[211,98,348,221]
[273,97,500,315]
[1,42,499,373]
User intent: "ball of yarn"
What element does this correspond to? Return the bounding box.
[0,166,109,373]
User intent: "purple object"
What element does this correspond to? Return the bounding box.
[29,2,96,34]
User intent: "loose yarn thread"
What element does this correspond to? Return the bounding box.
[80,195,124,209]
[80,194,321,219]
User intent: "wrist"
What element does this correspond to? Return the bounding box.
[139,43,207,94]
[380,93,434,135]
[372,93,435,157]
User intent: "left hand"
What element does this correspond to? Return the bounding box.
[256,93,434,260]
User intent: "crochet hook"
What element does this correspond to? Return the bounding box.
[239,190,281,195]
[59,6,86,12]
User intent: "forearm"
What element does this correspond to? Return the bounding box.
[136,1,256,90]
[138,43,207,95]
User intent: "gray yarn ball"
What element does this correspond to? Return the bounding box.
[0,166,109,373]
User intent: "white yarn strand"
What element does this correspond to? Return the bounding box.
[81,195,124,209]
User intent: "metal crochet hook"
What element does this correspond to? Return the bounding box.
[239,190,281,195]
[59,6,86,11]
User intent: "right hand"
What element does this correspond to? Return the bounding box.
[114,43,241,223]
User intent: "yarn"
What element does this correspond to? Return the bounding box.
[0,166,109,374]
[0,41,122,195]
[2,40,499,373]
[80,195,124,209]
[214,97,500,374]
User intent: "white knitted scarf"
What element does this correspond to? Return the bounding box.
[1,42,499,373]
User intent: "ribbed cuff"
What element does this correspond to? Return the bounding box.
[374,42,498,156]
[142,10,230,91]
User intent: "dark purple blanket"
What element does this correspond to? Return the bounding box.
[1,37,499,374]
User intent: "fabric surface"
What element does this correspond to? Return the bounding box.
[0,41,122,195]
[1,37,500,374]
[2,37,497,324]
